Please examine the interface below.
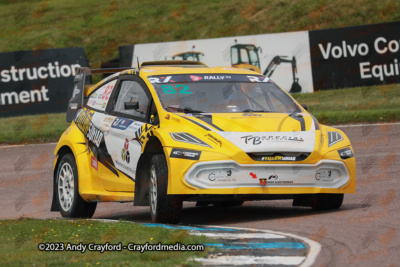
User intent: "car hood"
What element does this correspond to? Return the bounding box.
[184,113,317,153]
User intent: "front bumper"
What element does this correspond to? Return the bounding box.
[165,148,356,195]
[184,159,349,189]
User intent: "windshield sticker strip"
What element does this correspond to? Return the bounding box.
[148,74,270,83]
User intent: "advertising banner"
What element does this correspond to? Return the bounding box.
[0,47,89,117]
[309,21,400,90]
[130,31,314,93]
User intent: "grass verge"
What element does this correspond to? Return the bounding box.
[292,83,400,125]
[0,83,399,144]
[0,0,398,68]
[0,218,211,266]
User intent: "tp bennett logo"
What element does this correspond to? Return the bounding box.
[121,138,130,163]
[170,148,201,160]
[190,75,203,81]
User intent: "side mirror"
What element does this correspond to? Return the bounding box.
[301,103,308,111]
[124,101,139,110]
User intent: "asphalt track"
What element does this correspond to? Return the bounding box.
[1,123,399,266]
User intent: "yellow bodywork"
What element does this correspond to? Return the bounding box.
[54,66,356,203]
[233,63,261,73]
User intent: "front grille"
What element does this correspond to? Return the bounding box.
[247,152,310,162]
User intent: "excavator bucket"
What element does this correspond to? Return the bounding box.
[290,81,302,93]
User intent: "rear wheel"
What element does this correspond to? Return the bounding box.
[310,194,344,210]
[149,154,182,224]
[56,154,97,218]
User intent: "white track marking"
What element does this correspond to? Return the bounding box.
[91,219,321,267]
[334,122,400,127]
[0,142,57,149]
[195,255,306,265]
[198,225,321,267]
[190,231,285,239]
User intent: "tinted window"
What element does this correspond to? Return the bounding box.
[114,80,149,119]
[151,79,301,114]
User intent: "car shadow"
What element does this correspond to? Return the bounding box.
[95,200,361,226]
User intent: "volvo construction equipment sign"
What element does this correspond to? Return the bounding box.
[0,47,89,117]
[309,21,400,90]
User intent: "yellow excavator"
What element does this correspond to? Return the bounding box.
[230,40,302,93]
[230,39,262,73]
[172,45,205,61]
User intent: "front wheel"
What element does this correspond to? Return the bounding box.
[149,154,182,224]
[311,194,344,210]
[55,154,97,218]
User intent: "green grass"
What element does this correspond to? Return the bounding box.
[292,83,400,124]
[0,0,398,67]
[0,218,212,266]
[0,83,399,144]
[0,113,69,144]
[0,0,399,144]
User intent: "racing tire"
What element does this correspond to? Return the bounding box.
[149,154,182,224]
[310,194,344,210]
[55,154,97,218]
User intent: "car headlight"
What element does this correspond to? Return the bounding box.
[170,132,212,148]
[328,131,344,147]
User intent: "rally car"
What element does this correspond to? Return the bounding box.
[51,60,356,223]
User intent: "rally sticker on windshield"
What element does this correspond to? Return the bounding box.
[147,74,271,84]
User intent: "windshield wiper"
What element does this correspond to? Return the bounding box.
[242,109,271,112]
[166,106,205,113]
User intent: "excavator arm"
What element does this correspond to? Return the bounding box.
[263,56,302,93]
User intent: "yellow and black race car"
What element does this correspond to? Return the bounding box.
[51,61,356,223]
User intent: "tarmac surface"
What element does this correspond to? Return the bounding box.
[1,123,399,266]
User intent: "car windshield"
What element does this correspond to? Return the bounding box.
[147,74,301,114]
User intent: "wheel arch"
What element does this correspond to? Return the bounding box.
[134,136,164,206]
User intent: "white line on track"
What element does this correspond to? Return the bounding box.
[195,255,306,266]
[91,219,321,267]
[190,231,286,239]
[334,121,400,127]
[194,225,321,267]
[0,142,57,149]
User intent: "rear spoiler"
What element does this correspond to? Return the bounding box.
[140,60,208,68]
[66,67,134,122]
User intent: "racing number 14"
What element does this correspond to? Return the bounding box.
[161,84,192,94]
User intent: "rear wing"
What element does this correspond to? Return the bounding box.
[66,67,133,122]
[140,60,208,68]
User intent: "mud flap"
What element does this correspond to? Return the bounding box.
[133,154,151,206]
[51,157,60,212]
[50,173,59,211]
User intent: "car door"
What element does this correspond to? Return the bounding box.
[100,75,152,192]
